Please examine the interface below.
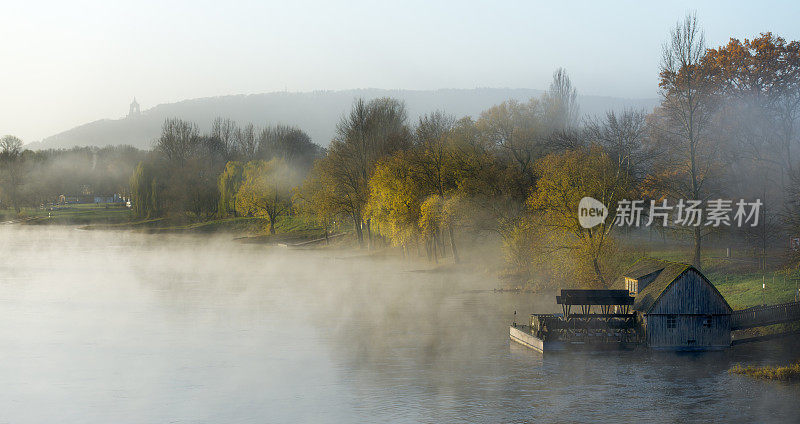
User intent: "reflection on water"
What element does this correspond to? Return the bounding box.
[0,226,798,423]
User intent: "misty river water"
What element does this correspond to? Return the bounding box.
[1,226,799,423]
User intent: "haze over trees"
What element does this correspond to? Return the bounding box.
[129,117,322,220]
[3,14,799,290]
[33,88,659,151]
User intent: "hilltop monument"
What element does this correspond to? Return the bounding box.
[128,98,140,117]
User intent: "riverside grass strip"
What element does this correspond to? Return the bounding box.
[729,362,800,382]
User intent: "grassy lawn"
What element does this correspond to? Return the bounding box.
[75,209,331,242]
[621,238,800,309]
[2,204,330,242]
[151,214,326,237]
[708,270,799,310]
[1,204,131,224]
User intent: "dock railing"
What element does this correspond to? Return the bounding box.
[731,300,800,330]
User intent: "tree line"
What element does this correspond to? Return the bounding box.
[129,119,322,221]
[2,14,799,289]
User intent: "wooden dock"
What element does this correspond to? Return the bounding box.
[731,329,800,346]
[731,301,800,330]
[511,290,639,353]
[510,325,547,353]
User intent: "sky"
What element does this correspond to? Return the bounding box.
[2,0,799,142]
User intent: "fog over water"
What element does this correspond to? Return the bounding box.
[0,226,798,423]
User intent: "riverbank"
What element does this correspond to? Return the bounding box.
[3,205,330,243]
[1,204,131,225]
[730,362,800,382]
[4,204,799,309]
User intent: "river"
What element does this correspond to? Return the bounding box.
[0,226,798,423]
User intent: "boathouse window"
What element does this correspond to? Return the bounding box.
[625,278,638,296]
[703,316,712,328]
[666,315,676,329]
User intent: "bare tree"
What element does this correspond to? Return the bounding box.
[413,111,460,262]
[257,124,322,169]
[319,98,411,246]
[476,99,543,189]
[211,117,238,156]
[155,119,201,164]
[654,13,720,268]
[234,123,258,160]
[0,135,26,213]
[544,67,580,131]
[585,109,651,180]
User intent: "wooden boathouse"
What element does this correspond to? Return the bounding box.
[623,258,732,350]
[511,257,800,352]
[511,258,745,352]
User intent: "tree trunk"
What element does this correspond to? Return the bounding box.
[11,186,19,214]
[592,257,607,288]
[448,224,460,264]
[353,215,364,247]
[693,226,702,269]
[366,218,372,250]
[269,216,276,235]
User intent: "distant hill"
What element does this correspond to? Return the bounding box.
[32,88,659,150]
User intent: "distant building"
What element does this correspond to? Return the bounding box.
[128,98,140,117]
[60,195,92,204]
[624,258,732,350]
[59,193,124,205]
[94,195,114,204]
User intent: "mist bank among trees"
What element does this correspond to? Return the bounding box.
[3,15,800,290]
[30,88,658,150]
[0,140,146,213]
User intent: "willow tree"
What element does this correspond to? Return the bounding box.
[525,145,634,288]
[307,98,411,247]
[365,151,424,256]
[410,111,461,262]
[217,161,244,217]
[295,163,340,243]
[129,161,163,219]
[235,159,296,234]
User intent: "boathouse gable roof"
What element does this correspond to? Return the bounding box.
[625,258,732,314]
[623,258,671,293]
[631,261,691,312]
[623,257,668,280]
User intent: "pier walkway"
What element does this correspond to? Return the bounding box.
[731,301,800,330]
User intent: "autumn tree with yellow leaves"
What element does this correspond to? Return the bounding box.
[521,145,634,288]
[235,159,297,234]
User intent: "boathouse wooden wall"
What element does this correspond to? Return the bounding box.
[644,269,731,349]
